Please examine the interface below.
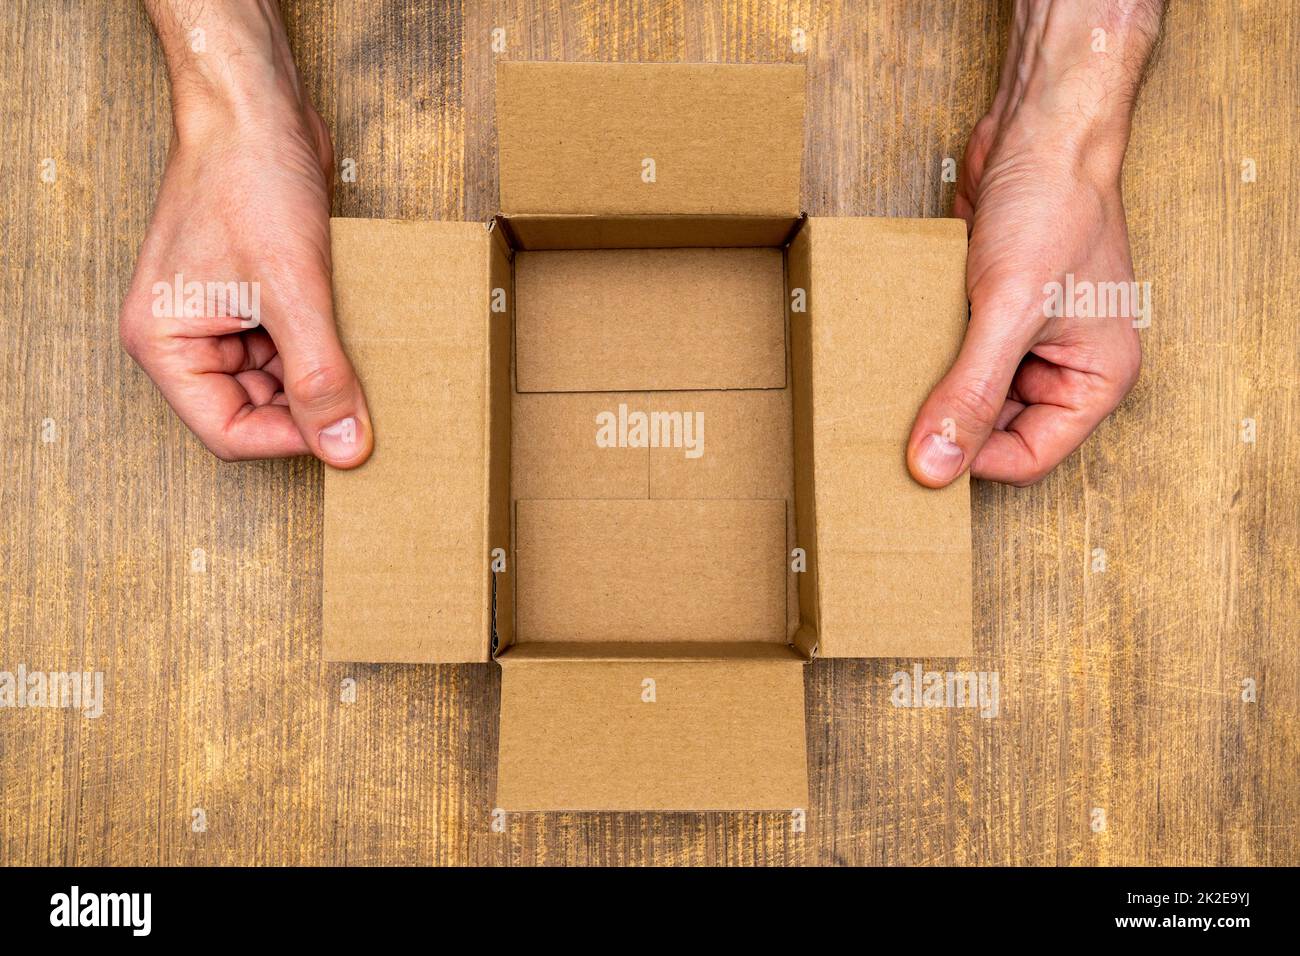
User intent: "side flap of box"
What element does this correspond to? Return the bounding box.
[325,218,508,663]
[496,61,805,217]
[487,221,514,654]
[803,217,973,657]
[496,656,808,811]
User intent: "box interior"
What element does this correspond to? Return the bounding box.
[500,215,809,659]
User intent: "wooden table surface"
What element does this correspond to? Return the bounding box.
[1,1,1296,866]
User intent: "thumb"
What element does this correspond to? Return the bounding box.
[272,276,374,469]
[906,307,1030,488]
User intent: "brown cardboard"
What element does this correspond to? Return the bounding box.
[512,392,649,500]
[324,218,508,663]
[496,655,807,811]
[502,214,800,251]
[515,248,786,392]
[324,60,974,812]
[497,62,805,217]
[647,389,792,500]
[514,498,787,644]
[791,217,972,657]
[787,225,822,657]
[644,389,800,639]
[487,222,514,652]
[499,642,806,662]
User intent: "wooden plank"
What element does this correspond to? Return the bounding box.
[0,0,1295,866]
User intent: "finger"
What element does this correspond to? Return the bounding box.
[263,353,285,382]
[217,400,312,460]
[155,365,310,461]
[907,309,1035,488]
[234,368,283,406]
[264,262,374,469]
[131,276,268,339]
[970,401,1104,486]
[1007,353,1084,406]
[973,355,1132,484]
[210,328,279,375]
[994,397,1026,430]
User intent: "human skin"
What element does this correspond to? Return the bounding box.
[908,0,1165,487]
[121,0,370,466]
[123,1,1163,480]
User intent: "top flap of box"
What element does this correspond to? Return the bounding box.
[496,61,805,217]
[792,217,972,658]
[496,648,808,811]
[324,218,510,663]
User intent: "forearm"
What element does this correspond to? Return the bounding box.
[992,0,1165,177]
[143,0,303,140]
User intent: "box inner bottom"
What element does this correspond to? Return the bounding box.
[510,246,798,646]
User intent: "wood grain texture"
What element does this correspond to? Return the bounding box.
[1,0,1296,866]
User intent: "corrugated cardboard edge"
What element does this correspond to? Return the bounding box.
[487,220,514,655]
[498,214,801,250]
[787,220,821,658]
[498,642,804,663]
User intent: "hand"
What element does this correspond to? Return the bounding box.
[908,0,1163,488]
[120,0,373,466]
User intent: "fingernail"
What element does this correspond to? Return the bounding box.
[319,416,362,463]
[916,433,964,483]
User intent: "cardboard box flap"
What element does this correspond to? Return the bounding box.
[793,217,973,658]
[324,218,509,663]
[497,655,808,811]
[497,61,805,217]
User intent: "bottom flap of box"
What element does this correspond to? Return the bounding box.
[496,655,808,811]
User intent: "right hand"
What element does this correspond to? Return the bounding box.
[905,0,1161,488]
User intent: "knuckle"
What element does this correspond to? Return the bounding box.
[1117,348,1142,395]
[204,435,242,463]
[289,363,352,411]
[947,377,1003,428]
[117,296,152,362]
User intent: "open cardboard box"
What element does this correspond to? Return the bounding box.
[323,62,972,811]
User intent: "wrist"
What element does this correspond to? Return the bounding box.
[990,1,1162,184]
[147,0,307,146]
